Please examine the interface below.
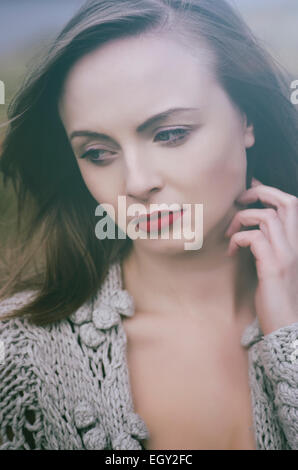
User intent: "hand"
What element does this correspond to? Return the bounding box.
[224,177,298,336]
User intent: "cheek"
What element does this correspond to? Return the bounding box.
[190,126,247,187]
[78,164,117,205]
[179,127,248,215]
[78,164,126,228]
[206,146,247,189]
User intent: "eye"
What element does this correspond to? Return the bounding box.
[79,148,116,165]
[79,127,192,165]
[154,128,191,145]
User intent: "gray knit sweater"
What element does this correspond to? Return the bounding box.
[0,259,297,450]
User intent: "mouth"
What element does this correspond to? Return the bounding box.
[140,210,174,222]
[134,209,185,232]
[133,208,182,223]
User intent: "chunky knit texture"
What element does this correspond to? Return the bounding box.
[0,259,297,450]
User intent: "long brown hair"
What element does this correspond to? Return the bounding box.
[0,0,297,326]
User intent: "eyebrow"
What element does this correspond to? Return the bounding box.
[69,107,200,142]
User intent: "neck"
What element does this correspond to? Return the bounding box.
[121,238,258,326]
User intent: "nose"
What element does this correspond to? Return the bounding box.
[124,149,163,202]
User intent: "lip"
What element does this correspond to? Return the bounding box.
[136,208,184,232]
[132,208,183,224]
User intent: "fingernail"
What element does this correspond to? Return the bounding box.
[251,177,261,186]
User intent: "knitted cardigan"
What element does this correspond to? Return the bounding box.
[0,259,297,450]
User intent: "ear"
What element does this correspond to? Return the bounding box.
[243,114,255,149]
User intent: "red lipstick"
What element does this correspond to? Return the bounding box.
[136,209,184,232]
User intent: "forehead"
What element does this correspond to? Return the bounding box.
[58,33,216,128]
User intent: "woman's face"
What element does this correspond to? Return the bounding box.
[58,33,255,254]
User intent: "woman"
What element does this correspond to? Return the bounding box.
[0,0,297,450]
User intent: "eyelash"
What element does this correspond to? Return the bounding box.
[79,127,192,165]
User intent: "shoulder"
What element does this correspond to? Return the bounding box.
[0,290,39,340]
[0,289,37,319]
[0,291,41,412]
[0,290,77,363]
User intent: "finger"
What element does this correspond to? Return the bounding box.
[251,177,262,187]
[283,197,298,252]
[228,229,279,279]
[225,208,293,261]
[236,184,297,210]
[236,185,298,250]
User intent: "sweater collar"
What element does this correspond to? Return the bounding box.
[68,259,149,450]
[73,259,264,352]
[240,315,264,348]
[69,258,263,349]
[68,258,263,449]
[68,260,135,348]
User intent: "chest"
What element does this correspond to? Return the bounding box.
[122,314,257,450]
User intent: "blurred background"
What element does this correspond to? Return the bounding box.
[1,0,298,131]
[0,0,297,276]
